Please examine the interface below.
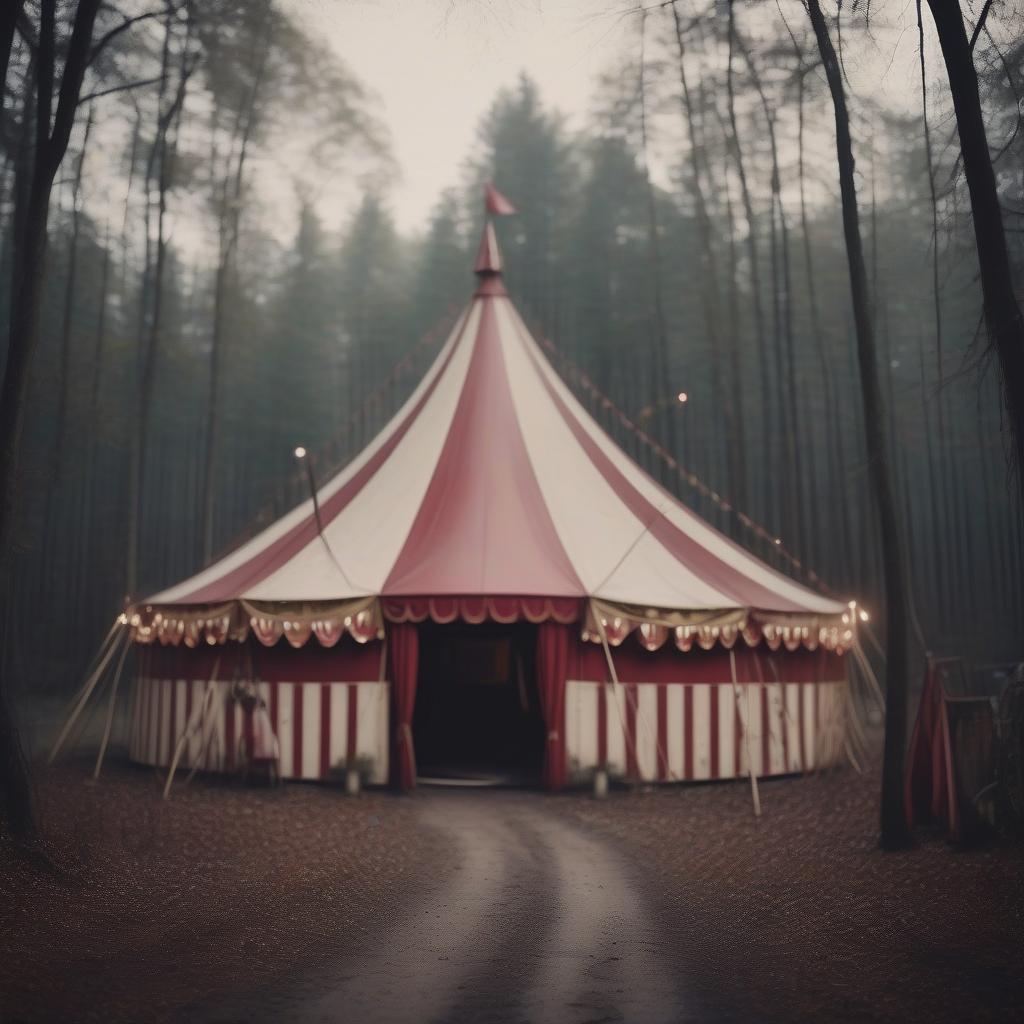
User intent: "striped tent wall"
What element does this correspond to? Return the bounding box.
[565,679,846,784]
[128,678,390,784]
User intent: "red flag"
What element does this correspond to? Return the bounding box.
[485,183,517,216]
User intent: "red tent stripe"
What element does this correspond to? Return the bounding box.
[384,298,582,596]
[515,329,816,613]
[176,313,472,603]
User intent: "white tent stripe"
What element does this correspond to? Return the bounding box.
[504,303,844,615]
[496,300,737,608]
[242,302,483,600]
[149,306,472,605]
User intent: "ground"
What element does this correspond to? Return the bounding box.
[0,758,450,1024]
[562,770,1024,1023]
[1,755,1021,1023]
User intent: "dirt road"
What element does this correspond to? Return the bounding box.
[186,791,691,1024]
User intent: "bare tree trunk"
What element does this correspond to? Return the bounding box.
[201,9,270,562]
[52,110,92,489]
[637,10,677,477]
[0,0,25,109]
[0,0,102,838]
[725,2,771,526]
[738,34,804,556]
[806,0,910,849]
[925,0,1024,496]
[672,3,745,513]
[794,60,848,586]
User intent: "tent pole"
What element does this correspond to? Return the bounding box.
[730,648,761,817]
[591,600,640,783]
[183,684,218,788]
[851,641,886,715]
[49,623,127,764]
[48,616,122,752]
[178,655,224,792]
[164,660,220,798]
[753,651,786,777]
[92,636,131,779]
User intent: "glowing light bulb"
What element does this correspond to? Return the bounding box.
[859,609,869,622]
[677,392,688,403]
[294,446,307,459]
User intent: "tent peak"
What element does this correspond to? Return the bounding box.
[474,220,503,276]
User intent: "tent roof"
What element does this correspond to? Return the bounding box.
[147,226,844,622]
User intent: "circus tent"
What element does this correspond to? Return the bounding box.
[124,206,854,791]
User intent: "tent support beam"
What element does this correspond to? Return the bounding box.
[49,621,126,764]
[591,600,637,782]
[165,655,223,798]
[92,637,131,779]
[730,649,761,816]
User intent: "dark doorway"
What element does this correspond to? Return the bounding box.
[413,621,545,784]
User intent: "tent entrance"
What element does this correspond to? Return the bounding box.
[413,621,545,785]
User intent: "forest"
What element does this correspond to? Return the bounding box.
[4,5,1024,1017]
[0,0,1021,704]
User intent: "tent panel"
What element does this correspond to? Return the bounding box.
[507,304,845,615]
[497,299,737,608]
[383,297,582,597]
[150,307,472,604]
[243,302,484,600]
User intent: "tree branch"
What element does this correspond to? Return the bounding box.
[36,0,54,159]
[46,0,102,175]
[969,0,994,53]
[13,8,36,54]
[80,73,165,104]
[87,8,165,68]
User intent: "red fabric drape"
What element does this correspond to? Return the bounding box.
[388,622,419,790]
[904,661,959,837]
[536,620,571,790]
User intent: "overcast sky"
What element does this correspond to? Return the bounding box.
[285,0,630,233]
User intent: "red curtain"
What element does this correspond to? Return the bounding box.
[536,620,571,790]
[904,661,959,837]
[388,621,419,790]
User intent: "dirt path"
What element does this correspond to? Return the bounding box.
[186,791,690,1024]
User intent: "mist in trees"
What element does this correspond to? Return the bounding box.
[0,1,1021,839]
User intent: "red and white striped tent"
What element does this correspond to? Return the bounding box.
[127,215,853,790]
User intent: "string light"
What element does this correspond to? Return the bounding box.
[294,446,307,459]
[677,391,688,403]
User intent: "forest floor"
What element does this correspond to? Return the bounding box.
[0,757,453,1024]
[1,752,1022,1023]
[563,762,1024,1022]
